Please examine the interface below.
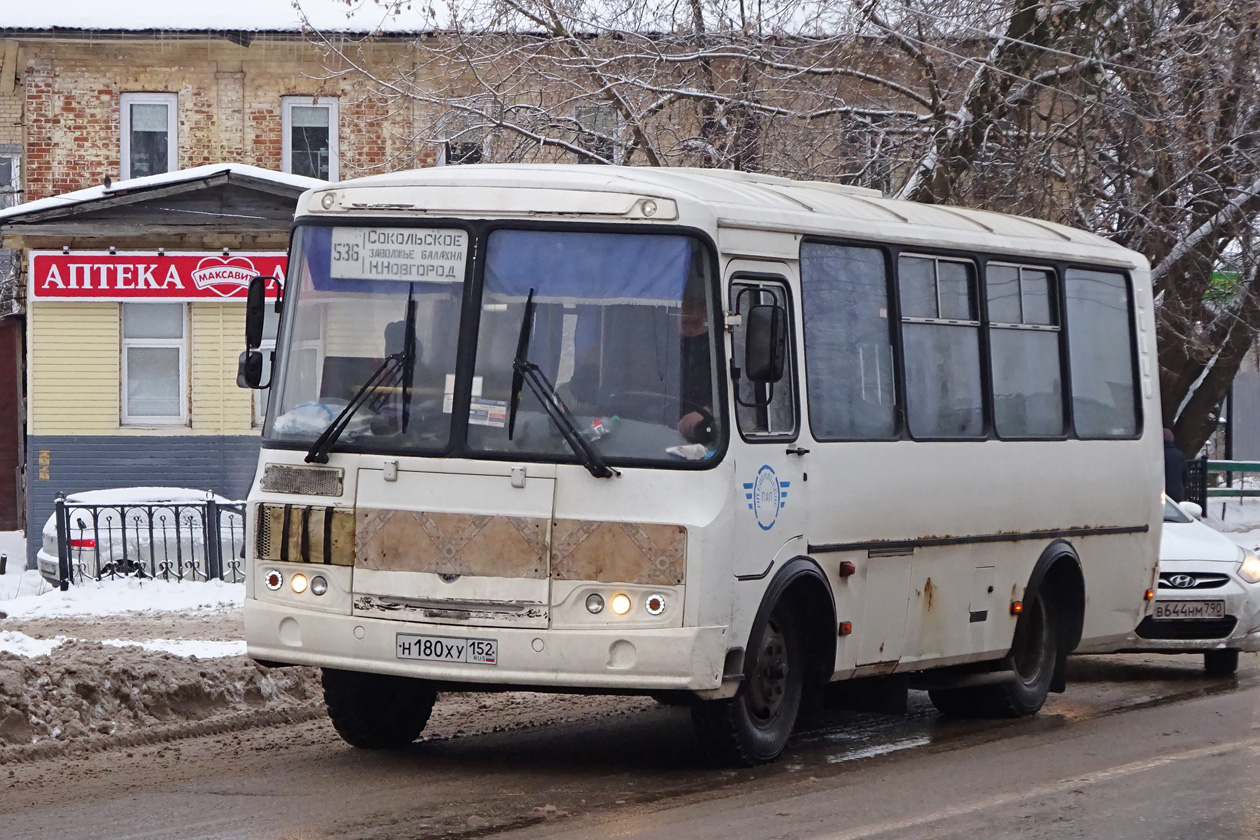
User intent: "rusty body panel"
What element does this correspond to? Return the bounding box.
[355,508,550,578]
[551,520,686,585]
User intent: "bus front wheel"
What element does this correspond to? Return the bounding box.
[929,590,1057,718]
[322,668,437,749]
[691,601,804,765]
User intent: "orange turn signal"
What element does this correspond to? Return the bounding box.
[1010,600,1023,616]
[838,561,856,578]
[838,621,853,636]
[1144,588,1155,601]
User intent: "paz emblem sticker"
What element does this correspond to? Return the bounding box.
[745,465,790,531]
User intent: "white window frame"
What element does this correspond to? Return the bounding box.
[120,93,178,180]
[0,144,21,210]
[121,303,189,426]
[282,96,339,181]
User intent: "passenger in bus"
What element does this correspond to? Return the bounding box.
[678,292,714,444]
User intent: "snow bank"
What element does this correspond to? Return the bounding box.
[0,641,319,746]
[0,632,246,659]
[1205,495,1260,534]
[2,577,243,617]
[0,631,65,658]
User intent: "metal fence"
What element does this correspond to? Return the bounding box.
[53,496,246,588]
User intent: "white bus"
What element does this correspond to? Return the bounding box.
[238,165,1162,765]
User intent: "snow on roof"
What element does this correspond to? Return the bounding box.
[0,163,324,223]
[2,0,439,34]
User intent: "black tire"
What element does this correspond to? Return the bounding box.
[322,668,437,749]
[1204,649,1239,676]
[929,591,1057,719]
[692,602,804,765]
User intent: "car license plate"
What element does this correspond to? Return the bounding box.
[396,633,497,665]
[1153,599,1226,620]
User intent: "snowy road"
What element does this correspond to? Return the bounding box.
[3,653,1259,840]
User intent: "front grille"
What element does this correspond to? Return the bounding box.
[255,503,355,565]
[260,464,343,496]
[256,505,272,559]
[1135,616,1238,640]
[1158,572,1229,590]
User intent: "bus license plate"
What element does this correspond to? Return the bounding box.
[396,634,497,665]
[1153,600,1225,620]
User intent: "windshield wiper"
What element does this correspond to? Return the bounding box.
[508,289,618,479]
[305,288,417,464]
[507,289,536,441]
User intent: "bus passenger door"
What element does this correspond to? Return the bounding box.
[728,272,807,578]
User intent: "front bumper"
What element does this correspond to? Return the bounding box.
[1115,572,1260,654]
[244,597,730,692]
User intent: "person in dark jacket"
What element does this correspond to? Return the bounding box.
[1164,428,1189,502]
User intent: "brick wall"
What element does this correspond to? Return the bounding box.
[20,37,439,201]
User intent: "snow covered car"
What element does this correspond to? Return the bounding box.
[1095,498,1260,675]
[36,487,243,586]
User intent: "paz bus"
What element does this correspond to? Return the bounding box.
[237,165,1161,765]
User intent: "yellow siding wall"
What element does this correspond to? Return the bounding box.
[28,302,120,435]
[28,301,257,436]
[192,303,254,434]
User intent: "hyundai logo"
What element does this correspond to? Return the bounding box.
[1167,574,1197,589]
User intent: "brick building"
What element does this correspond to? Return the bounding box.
[0,3,446,560]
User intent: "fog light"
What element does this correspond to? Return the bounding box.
[291,573,308,594]
[585,593,605,614]
[311,575,328,596]
[611,593,632,615]
[645,593,666,615]
[265,569,283,591]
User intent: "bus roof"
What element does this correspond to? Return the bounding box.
[306,164,1145,270]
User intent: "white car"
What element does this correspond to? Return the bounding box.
[1106,498,1260,674]
[37,487,242,586]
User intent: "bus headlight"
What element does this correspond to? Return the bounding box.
[310,575,328,596]
[611,593,632,615]
[291,573,309,594]
[585,593,605,614]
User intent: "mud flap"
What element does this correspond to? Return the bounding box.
[1050,649,1068,693]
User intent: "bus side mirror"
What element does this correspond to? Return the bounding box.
[237,350,270,390]
[745,304,787,384]
[245,276,271,349]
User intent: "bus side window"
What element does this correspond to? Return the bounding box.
[731,280,797,438]
[1065,269,1139,437]
[898,254,985,439]
[799,243,897,440]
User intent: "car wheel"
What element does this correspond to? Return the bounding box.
[692,602,804,765]
[929,591,1057,718]
[1204,649,1239,676]
[322,668,437,749]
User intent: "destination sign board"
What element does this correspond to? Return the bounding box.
[329,227,469,283]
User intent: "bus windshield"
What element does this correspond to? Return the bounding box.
[264,224,723,466]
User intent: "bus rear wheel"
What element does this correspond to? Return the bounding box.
[692,602,804,765]
[322,668,437,749]
[929,591,1057,718]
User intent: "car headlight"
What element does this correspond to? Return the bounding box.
[1239,553,1260,584]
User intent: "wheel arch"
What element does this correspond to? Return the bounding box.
[1022,540,1086,693]
[746,555,837,687]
